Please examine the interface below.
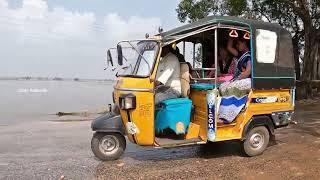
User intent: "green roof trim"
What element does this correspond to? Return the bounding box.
[160,16,282,41]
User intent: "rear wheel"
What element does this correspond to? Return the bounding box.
[91,132,126,161]
[242,126,270,157]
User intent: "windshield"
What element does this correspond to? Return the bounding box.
[117,40,159,77]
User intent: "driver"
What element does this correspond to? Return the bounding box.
[155,45,181,105]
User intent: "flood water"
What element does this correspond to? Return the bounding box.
[0,80,114,125]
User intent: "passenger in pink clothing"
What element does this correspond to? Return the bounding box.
[207,45,236,79]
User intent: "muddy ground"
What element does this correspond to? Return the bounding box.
[1,101,320,180]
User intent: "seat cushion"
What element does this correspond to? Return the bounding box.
[191,83,215,90]
[160,98,192,106]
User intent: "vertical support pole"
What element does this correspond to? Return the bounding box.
[213,27,219,142]
[183,41,186,56]
[214,28,218,86]
[193,43,196,68]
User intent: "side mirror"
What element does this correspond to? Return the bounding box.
[106,49,113,67]
[117,44,123,66]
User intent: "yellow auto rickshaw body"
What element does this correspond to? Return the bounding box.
[114,79,294,146]
[112,16,295,149]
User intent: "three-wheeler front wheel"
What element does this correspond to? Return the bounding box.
[91,132,126,161]
[242,126,270,157]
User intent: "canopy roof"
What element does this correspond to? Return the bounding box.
[160,16,283,42]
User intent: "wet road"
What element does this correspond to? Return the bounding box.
[1,102,320,179]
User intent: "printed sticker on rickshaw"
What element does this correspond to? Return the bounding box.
[251,96,278,103]
[176,122,185,134]
[126,122,140,134]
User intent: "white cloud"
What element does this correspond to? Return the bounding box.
[0,0,96,42]
[0,0,163,78]
[104,13,161,42]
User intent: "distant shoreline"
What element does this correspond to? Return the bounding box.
[0,77,115,82]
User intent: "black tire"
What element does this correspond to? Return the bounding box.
[91,132,126,161]
[242,126,270,157]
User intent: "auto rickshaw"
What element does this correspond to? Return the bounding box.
[91,16,295,161]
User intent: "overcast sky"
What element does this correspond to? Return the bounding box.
[0,0,181,79]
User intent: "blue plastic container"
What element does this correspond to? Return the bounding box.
[155,98,192,135]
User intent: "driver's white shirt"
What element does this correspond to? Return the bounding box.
[156,52,181,94]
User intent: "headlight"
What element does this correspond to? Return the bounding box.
[119,94,136,110]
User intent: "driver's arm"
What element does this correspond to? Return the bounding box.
[155,56,176,86]
[156,66,174,85]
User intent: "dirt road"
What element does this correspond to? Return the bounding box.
[1,102,320,180]
[95,102,320,180]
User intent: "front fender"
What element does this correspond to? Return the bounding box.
[91,113,125,135]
